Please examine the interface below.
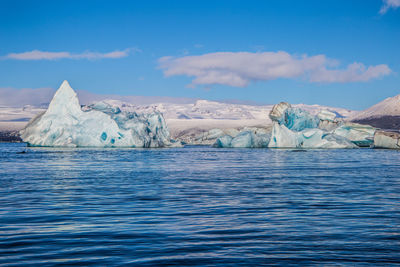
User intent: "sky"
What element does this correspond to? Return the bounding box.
[0,0,399,110]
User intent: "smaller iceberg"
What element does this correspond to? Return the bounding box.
[268,122,356,149]
[213,129,270,148]
[214,135,233,148]
[374,130,400,149]
[20,81,178,147]
[333,123,376,147]
[193,128,228,145]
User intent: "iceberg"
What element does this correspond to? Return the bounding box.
[212,102,375,149]
[268,122,356,149]
[213,102,368,149]
[268,122,299,148]
[316,110,375,146]
[230,131,254,148]
[213,135,233,148]
[374,130,400,149]
[333,123,376,147]
[300,129,356,149]
[268,103,356,149]
[269,102,319,131]
[20,81,178,147]
[213,130,270,148]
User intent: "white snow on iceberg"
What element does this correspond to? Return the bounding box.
[20,81,178,147]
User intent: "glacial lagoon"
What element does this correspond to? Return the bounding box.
[1,143,399,265]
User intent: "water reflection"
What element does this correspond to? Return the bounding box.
[0,143,400,265]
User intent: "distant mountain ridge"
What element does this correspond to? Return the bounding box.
[351,94,400,130]
[351,94,400,120]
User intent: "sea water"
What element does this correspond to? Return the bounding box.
[0,143,399,265]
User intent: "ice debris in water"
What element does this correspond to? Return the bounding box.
[20,80,179,147]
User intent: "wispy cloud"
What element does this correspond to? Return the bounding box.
[3,48,135,60]
[380,0,400,14]
[159,51,391,87]
[309,62,391,83]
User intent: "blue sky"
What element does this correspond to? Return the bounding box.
[0,0,399,110]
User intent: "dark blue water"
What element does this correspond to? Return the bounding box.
[1,143,400,266]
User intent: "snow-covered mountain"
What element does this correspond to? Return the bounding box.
[349,94,400,130]
[351,94,400,120]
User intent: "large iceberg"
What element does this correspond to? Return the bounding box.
[268,102,356,149]
[212,101,376,149]
[20,81,178,147]
[268,122,356,149]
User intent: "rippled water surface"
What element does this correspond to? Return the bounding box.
[1,143,400,266]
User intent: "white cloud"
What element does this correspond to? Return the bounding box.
[310,62,391,83]
[159,51,391,87]
[4,48,133,60]
[380,0,400,14]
